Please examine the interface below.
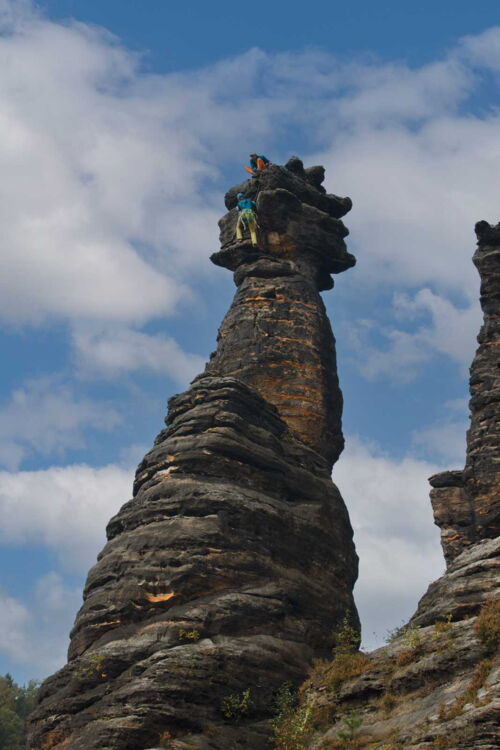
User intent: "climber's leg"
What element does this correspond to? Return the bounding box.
[248,216,258,246]
[236,214,245,240]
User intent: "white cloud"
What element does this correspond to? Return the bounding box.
[345,289,481,382]
[393,289,481,365]
[0,3,499,335]
[0,376,121,470]
[0,589,32,664]
[336,58,473,125]
[459,26,500,72]
[0,463,130,572]
[73,327,206,385]
[412,419,467,466]
[0,573,81,678]
[334,438,444,649]
[321,114,500,296]
[412,397,469,466]
[0,1,214,326]
[346,320,432,384]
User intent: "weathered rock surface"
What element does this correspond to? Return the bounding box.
[465,222,500,542]
[208,159,355,468]
[300,539,499,750]
[278,222,499,750]
[430,221,500,564]
[27,159,358,749]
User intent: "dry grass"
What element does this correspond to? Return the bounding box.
[438,658,493,721]
[474,597,500,653]
[395,648,419,667]
[378,692,397,715]
[324,652,370,694]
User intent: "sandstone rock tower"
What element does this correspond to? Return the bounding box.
[283,221,499,750]
[28,158,359,750]
[429,220,500,563]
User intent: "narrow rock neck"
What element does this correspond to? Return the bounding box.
[206,160,355,468]
[203,254,344,468]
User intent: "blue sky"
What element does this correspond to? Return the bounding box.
[1,0,499,684]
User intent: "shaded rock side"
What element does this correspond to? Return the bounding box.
[429,220,499,564]
[267,223,499,750]
[28,378,359,750]
[206,158,355,469]
[295,538,499,750]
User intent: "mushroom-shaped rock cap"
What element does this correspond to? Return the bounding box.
[225,161,352,219]
[216,159,355,290]
[475,219,500,246]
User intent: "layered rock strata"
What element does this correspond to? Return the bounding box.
[208,160,355,468]
[300,539,499,749]
[430,220,500,564]
[28,158,358,750]
[283,221,499,750]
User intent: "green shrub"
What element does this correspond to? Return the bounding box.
[272,683,315,750]
[333,616,360,655]
[433,614,452,636]
[385,622,407,644]
[78,653,107,679]
[220,688,252,721]
[432,614,454,649]
[178,628,200,641]
[394,623,423,666]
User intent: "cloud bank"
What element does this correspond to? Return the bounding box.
[0,1,498,380]
[0,376,121,470]
[0,1,494,679]
[0,463,130,572]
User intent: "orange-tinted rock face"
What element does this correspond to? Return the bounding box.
[429,471,474,564]
[208,159,355,468]
[205,263,344,466]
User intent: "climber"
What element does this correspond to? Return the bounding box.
[236,192,258,246]
[244,153,270,176]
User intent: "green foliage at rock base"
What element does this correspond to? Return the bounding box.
[333,616,361,655]
[0,674,39,750]
[271,683,315,750]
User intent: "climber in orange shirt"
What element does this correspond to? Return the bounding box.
[244,153,270,176]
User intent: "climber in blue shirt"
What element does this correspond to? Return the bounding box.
[236,193,258,246]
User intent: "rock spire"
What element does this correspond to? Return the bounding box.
[274,220,499,750]
[429,220,500,563]
[207,160,355,467]
[28,157,358,750]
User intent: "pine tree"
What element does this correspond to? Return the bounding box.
[0,674,39,749]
